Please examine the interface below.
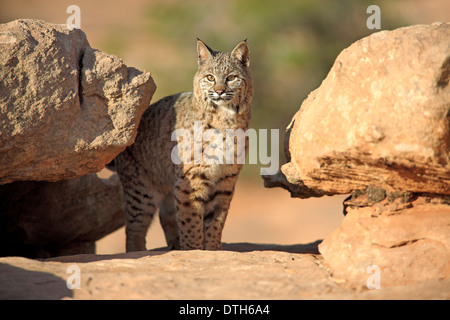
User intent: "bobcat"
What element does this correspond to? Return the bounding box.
[111,40,253,251]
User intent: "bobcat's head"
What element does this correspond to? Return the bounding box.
[194,39,253,115]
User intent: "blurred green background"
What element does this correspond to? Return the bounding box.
[1,0,448,180]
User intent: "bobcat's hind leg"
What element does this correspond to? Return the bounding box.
[159,193,180,250]
[123,181,163,252]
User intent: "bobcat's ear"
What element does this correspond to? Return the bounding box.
[232,40,250,67]
[197,39,214,65]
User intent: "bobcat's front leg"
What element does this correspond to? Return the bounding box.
[174,165,210,250]
[203,168,240,250]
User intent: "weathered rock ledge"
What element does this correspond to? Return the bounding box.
[0,173,125,258]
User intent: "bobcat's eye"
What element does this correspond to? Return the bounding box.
[226,75,237,82]
[206,74,215,82]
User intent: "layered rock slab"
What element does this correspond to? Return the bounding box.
[0,19,156,184]
[319,191,450,287]
[0,173,126,258]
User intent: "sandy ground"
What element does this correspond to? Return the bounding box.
[2,245,448,300]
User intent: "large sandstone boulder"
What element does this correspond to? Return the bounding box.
[265,23,449,196]
[0,19,156,184]
[264,23,450,287]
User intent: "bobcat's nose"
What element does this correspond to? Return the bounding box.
[215,89,225,96]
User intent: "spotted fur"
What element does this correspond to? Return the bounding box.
[112,40,253,251]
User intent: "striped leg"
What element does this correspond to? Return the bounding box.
[203,172,239,250]
[174,166,213,250]
[174,183,206,249]
[123,179,163,252]
[159,193,180,250]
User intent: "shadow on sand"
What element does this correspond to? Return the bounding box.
[46,240,322,264]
